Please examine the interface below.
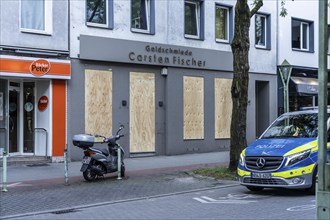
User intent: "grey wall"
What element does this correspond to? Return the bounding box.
[165,68,231,155]
[69,59,278,160]
[247,73,278,144]
[68,59,166,161]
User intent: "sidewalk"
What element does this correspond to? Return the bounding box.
[1,151,229,184]
[1,151,234,219]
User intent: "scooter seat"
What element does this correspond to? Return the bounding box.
[100,148,109,156]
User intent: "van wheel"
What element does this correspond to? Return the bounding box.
[306,167,317,195]
[246,186,264,192]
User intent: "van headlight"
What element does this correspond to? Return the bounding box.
[285,150,311,167]
[239,153,245,166]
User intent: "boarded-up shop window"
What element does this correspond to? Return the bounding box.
[85,69,112,138]
[215,78,232,139]
[130,72,155,153]
[183,76,204,140]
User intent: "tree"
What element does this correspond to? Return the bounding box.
[229,0,287,171]
[229,0,263,171]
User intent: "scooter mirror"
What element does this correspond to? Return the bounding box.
[116,125,124,135]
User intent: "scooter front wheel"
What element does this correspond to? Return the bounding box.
[83,168,97,181]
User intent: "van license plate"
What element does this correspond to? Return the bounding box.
[251,172,272,179]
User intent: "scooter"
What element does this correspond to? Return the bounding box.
[73,125,126,181]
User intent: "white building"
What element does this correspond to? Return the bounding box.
[68,0,278,160]
[0,0,70,162]
[277,1,329,112]
[3,0,322,162]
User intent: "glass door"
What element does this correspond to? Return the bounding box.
[9,88,19,154]
[8,81,36,155]
[23,82,35,153]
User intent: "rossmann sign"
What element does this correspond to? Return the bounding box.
[0,55,71,79]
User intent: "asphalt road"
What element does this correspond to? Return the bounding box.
[3,181,315,220]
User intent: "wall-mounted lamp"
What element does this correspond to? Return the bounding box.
[161,67,168,76]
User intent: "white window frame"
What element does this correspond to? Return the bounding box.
[86,0,109,28]
[300,22,309,51]
[255,14,267,48]
[184,1,200,39]
[131,0,151,33]
[292,19,310,51]
[215,5,229,43]
[19,0,53,35]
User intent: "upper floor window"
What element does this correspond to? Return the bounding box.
[292,18,314,52]
[255,14,266,47]
[131,0,155,34]
[20,0,52,34]
[328,26,330,55]
[255,13,271,50]
[86,0,113,29]
[215,4,232,43]
[185,0,204,40]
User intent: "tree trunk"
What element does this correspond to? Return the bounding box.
[229,1,251,171]
[229,0,263,171]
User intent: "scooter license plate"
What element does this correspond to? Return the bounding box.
[82,156,91,164]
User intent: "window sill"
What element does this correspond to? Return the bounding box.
[216,39,230,44]
[86,22,113,29]
[184,35,203,41]
[292,48,314,53]
[20,29,52,36]
[131,28,154,35]
[255,45,271,51]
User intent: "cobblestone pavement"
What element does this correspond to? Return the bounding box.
[0,170,237,219]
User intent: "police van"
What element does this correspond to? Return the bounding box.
[237,109,330,193]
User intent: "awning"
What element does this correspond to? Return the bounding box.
[290,77,319,96]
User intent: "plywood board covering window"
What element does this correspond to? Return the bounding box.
[183,76,204,139]
[130,72,155,153]
[85,69,112,139]
[215,78,232,138]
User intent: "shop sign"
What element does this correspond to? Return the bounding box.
[79,35,233,71]
[38,96,49,111]
[128,45,206,68]
[30,59,51,76]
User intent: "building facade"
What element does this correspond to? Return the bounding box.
[277,1,330,113]
[68,0,278,161]
[0,0,70,161]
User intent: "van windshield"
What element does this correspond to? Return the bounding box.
[261,113,319,139]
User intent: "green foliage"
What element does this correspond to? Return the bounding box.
[280,0,288,17]
[192,166,238,181]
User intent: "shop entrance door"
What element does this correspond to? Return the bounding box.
[9,84,20,154]
[8,81,35,155]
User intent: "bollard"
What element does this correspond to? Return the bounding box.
[64,146,69,186]
[117,146,122,180]
[2,150,8,192]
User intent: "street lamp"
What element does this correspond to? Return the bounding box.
[278,59,292,113]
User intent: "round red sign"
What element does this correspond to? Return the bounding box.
[38,96,49,111]
[30,59,51,76]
